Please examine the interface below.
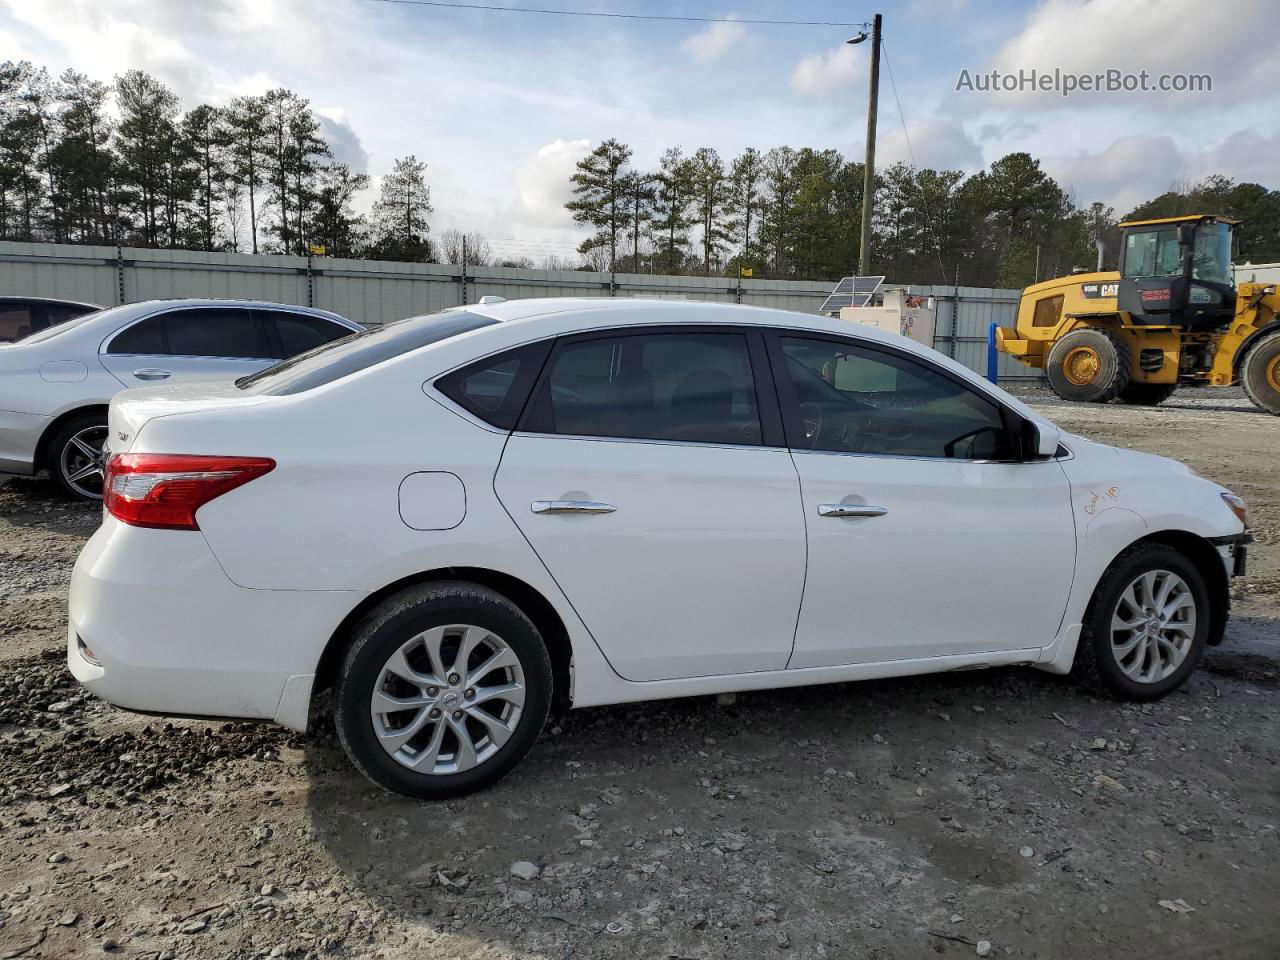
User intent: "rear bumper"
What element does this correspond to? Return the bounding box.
[68,518,363,731]
[0,408,46,474]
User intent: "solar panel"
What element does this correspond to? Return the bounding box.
[819,275,884,314]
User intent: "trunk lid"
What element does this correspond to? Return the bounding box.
[108,381,272,455]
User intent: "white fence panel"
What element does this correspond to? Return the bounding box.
[0,241,1040,381]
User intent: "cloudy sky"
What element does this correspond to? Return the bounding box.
[3,0,1278,260]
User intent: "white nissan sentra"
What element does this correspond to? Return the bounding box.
[68,298,1250,799]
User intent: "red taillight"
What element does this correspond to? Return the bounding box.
[103,454,275,530]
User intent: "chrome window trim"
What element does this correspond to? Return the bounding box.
[426,390,510,436]
[789,446,1034,466]
[510,430,784,453]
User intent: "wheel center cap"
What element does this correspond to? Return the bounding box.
[441,691,460,710]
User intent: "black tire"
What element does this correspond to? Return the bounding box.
[1070,542,1210,702]
[1045,327,1131,403]
[1239,330,1280,415]
[1117,382,1177,406]
[334,581,553,800]
[45,410,109,501]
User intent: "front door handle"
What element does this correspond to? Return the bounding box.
[818,503,888,518]
[532,499,616,515]
[132,368,171,381]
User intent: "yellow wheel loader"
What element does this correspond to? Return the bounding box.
[996,214,1280,414]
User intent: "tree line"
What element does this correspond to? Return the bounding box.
[4,58,1278,288]
[565,138,1280,288]
[0,61,434,261]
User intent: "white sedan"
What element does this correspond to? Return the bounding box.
[68,298,1250,799]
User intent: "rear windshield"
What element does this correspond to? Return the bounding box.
[236,309,499,395]
[15,309,105,344]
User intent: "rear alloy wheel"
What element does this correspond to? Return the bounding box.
[335,582,552,799]
[1240,330,1280,415]
[1070,543,1209,701]
[47,412,109,501]
[1117,382,1177,406]
[1046,328,1131,403]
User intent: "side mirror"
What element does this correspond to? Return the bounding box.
[1019,418,1062,460]
[1177,223,1195,247]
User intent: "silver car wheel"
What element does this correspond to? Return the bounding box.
[59,424,109,499]
[369,624,526,775]
[1109,569,1197,683]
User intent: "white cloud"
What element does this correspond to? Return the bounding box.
[877,116,984,173]
[515,139,592,228]
[315,109,370,175]
[985,0,1279,109]
[680,16,744,64]
[1042,128,1280,213]
[790,45,862,101]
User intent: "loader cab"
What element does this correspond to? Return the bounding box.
[1117,215,1237,329]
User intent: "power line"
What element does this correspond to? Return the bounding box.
[366,0,868,27]
[880,38,950,285]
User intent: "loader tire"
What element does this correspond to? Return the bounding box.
[1117,382,1177,406]
[1240,331,1280,416]
[1046,328,1131,403]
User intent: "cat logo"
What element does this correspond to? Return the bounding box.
[1081,282,1119,299]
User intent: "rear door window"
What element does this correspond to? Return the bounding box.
[107,315,166,355]
[164,308,269,358]
[523,331,762,446]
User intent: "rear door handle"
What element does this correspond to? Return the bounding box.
[818,503,888,518]
[132,368,171,381]
[532,500,616,515]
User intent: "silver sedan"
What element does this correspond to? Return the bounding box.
[0,298,361,499]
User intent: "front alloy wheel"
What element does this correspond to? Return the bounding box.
[1071,542,1210,700]
[335,582,553,799]
[1108,569,1196,683]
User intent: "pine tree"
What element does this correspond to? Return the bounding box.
[690,147,731,274]
[759,146,798,276]
[727,147,763,270]
[622,170,655,272]
[53,69,113,243]
[223,95,267,253]
[181,104,227,250]
[311,162,369,258]
[0,62,49,240]
[650,146,696,274]
[565,138,632,269]
[113,69,181,247]
[370,155,432,261]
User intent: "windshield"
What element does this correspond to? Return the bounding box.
[1121,221,1233,286]
[14,309,106,344]
[236,308,499,395]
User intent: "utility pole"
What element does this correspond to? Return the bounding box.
[858,13,882,277]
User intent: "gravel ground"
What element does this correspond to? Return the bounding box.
[0,388,1277,960]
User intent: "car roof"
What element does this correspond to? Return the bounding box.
[449,297,1041,424]
[465,296,906,347]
